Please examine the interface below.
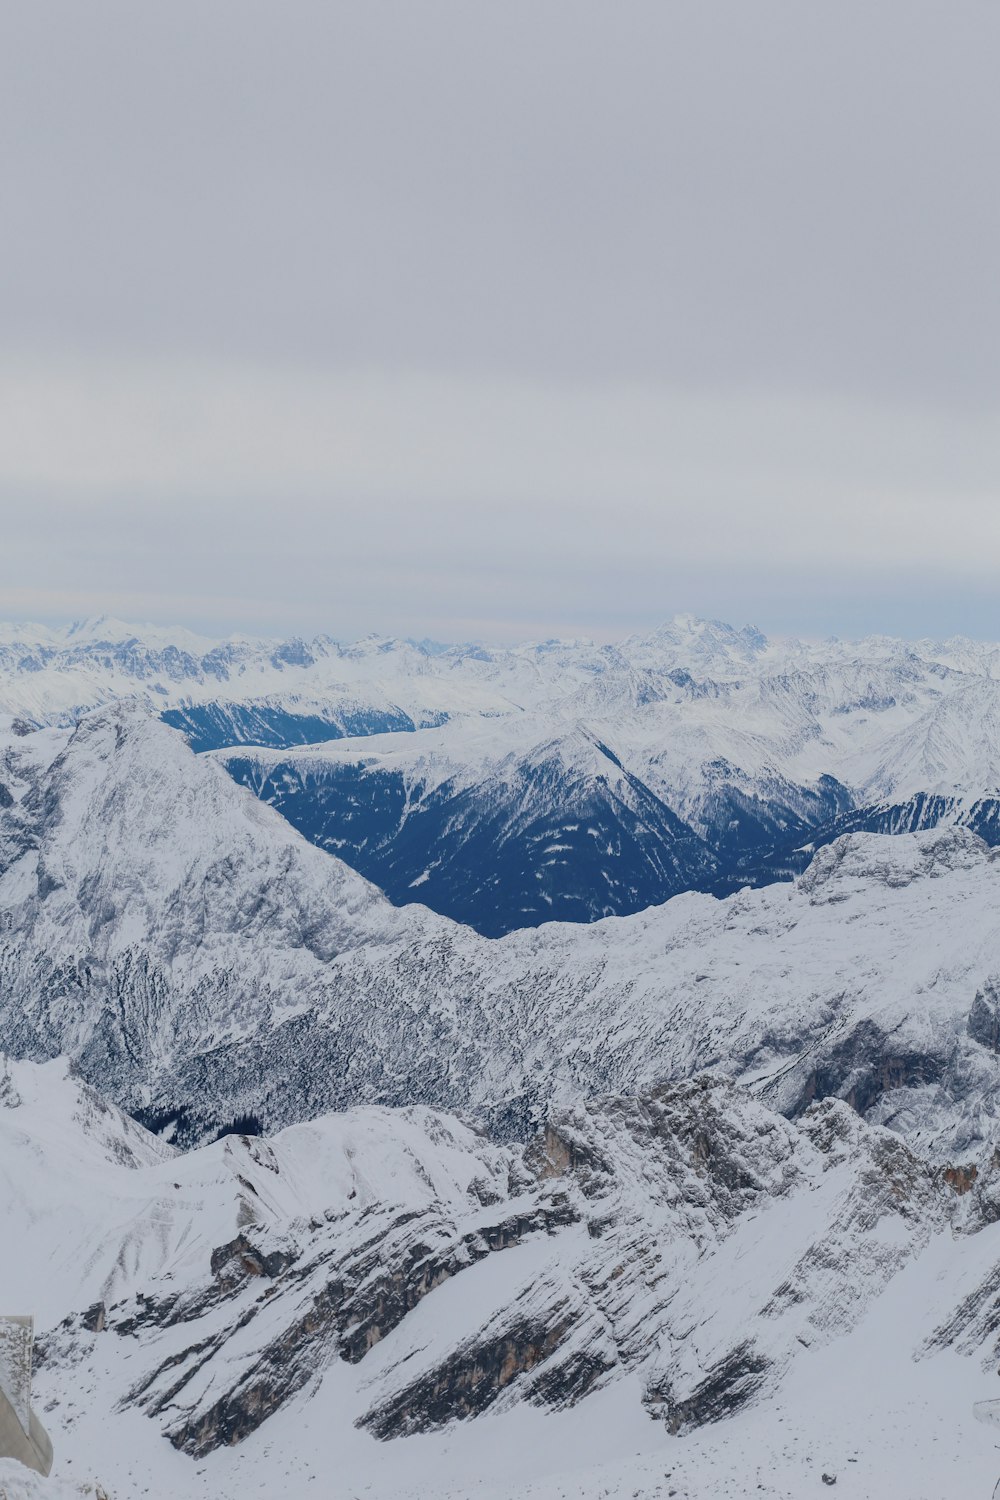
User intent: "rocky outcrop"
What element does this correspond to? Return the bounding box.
[776,1018,946,1120]
[108,1191,580,1457]
[647,1341,772,1433]
[21,1062,1000,1468]
[363,1299,616,1439]
[969,982,1000,1053]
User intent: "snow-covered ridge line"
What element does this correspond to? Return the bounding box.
[6,611,1000,744]
[9,612,1000,936]
[2,703,1000,1158]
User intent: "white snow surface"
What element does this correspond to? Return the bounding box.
[5,1059,1000,1500]
[0,1460,108,1500]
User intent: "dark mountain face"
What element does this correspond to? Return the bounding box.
[161,703,446,753]
[745,792,1000,884]
[224,742,721,937]
[694,767,854,867]
[220,739,859,933]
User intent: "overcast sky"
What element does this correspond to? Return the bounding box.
[2,1,998,642]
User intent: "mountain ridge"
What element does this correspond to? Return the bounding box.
[2,703,1000,1160]
[8,613,1000,935]
[7,1055,1000,1499]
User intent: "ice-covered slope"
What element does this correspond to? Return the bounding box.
[3,705,1000,1157]
[7,1058,1000,1500]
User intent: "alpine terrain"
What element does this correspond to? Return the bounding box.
[3,619,1000,1497]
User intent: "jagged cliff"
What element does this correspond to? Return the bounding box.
[7,1058,1000,1498]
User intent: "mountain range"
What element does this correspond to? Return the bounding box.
[6,613,1000,934]
[5,616,1000,1496]
[2,699,1000,1162]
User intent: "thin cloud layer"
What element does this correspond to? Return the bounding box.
[1,2,998,638]
[1,355,998,641]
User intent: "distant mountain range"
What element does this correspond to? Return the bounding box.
[4,613,1000,932]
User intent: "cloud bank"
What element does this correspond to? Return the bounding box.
[1,2,997,639]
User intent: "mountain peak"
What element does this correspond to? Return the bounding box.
[799,825,991,899]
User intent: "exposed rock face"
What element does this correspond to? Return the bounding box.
[796,823,995,907]
[209,1234,298,1283]
[129,1187,584,1457]
[26,1066,998,1463]
[363,1301,616,1440]
[942,1163,979,1195]
[969,982,1000,1053]
[776,1018,945,1119]
[651,1341,772,1434]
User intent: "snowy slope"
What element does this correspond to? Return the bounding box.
[5,1059,1000,1500]
[3,705,1000,1159]
[0,1461,109,1500]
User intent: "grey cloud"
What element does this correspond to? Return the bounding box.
[1,358,998,641]
[1,3,998,640]
[2,1,999,403]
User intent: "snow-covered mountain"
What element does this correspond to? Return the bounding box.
[7,1055,1000,1500]
[222,723,723,934]
[0,616,512,742]
[6,625,1000,1496]
[215,626,1000,929]
[6,614,1000,933]
[3,703,1000,1161]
